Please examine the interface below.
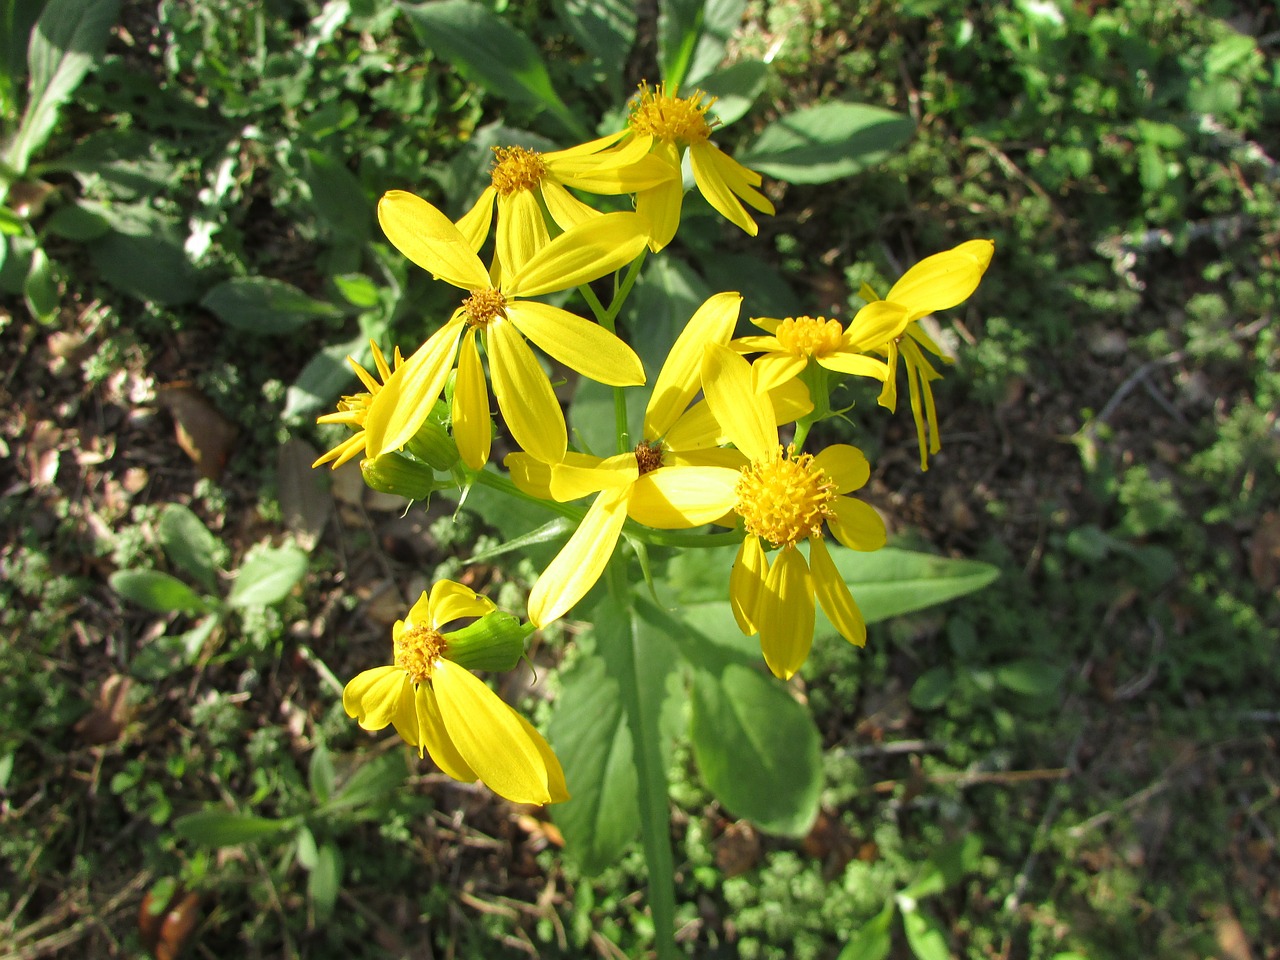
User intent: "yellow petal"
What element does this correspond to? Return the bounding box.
[403,590,433,629]
[701,343,775,462]
[343,666,409,731]
[377,190,490,290]
[539,179,602,232]
[628,466,740,528]
[877,339,900,411]
[527,486,631,627]
[455,186,496,251]
[487,320,567,464]
[885,240,993,319]
[507,450,603,498]
[453,330,491,470]
[689,142,773,236]
[813,444,870,494]
[635,142,684,251]
[729,536,766,636]
[428,578,495,629]
[505,212,650,296]
[757,547,814,680]
[496,189,551,276]
[432,660,569,804]
[845,299,910,350]
[415,681,478,779]
[816,351,890,381]
[391,678,424,753]
[548,452,637,502]
[644,291,742,439]
[752,352,807,392]
[828,496,887,551]
[364,317,464,458]
[507,301,645,387]
[808,536,866,647]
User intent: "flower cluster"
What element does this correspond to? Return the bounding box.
[316,82,993,801]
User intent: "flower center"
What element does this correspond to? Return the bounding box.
[490,146,548,196]
[627,82,715,145]
[775,316,844,358]
[336,391,372,424]
[634,440,665,475]
[462,288,508,328]
[734,446,837,548]
[394,623,447,684]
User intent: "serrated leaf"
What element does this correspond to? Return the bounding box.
[200,277,341,335]
[740,102,914,184]
[174,809,296,846]
[226,544,309,609]
[110,569,209,615]
[158,503,221,593]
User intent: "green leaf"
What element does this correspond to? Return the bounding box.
[400,0,583,138]
[5,0,120,174]
[994,659,1064,698]
[698,58,767,127]
[308,842,342,919]
[295,824,319,869]
[283,333,369,421]
[909,666,953,711]
[158,503,222,593]
[837,901,896,960]
[658,0,703,91]
[88,218,202,305]
[309,741,336,803]
[130,616,219,680]
[226,544,309,609]
[200,277,342,335]
[899,903,951,960]
[321,752,406,816]
[820,546,998,626]
[740,102,914,184]
[303,148,371,244]
[683,0,748,87]
[22,241,57,322]
[550,0,635,90]
[44,201,111,240]
[110,569,209,615]
[174,809,296,846]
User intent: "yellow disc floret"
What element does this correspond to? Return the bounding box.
[462,288,508,327]
[490,146,548,196]
[775,316,844,358]
[628,82,716,145]
[394,623,447,684]
[735,446,837,548]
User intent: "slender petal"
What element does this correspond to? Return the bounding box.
[813,444,870,494]
[757,547,815,681]
[689,142,773,236]
[453,329,491,469]
[729,536,767,637]
[885,240,993,318]
[816,351,890,381]
[702,343,775,462]
[644,292,742,439]
[527,485,631,627]
[428,579,495,628]
[539,179,603,232]
[377,191,490,290]
[364,317,465,458]
[752,352,807,392]
[808,536,866,647]
[455,186,495,251]
[548,452,637,502]
[414,681,478,780]
[507,301,644,387]
[487,320,567,464]
[496,189,551,275]
[827,496,887,551]
[628,466,740,528]
[343,666,407,731]
[636,140,684,251]
[506,212,650,296]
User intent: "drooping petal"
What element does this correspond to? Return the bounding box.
[689,142,773,236]
[432,660,569,804]
[487,320,568,464]
[414,681,478,780]
[428,579,495,629]
[496,189,551,276]
[455,186,496,251]
[702,343,775,462]
[813,444,871,494]
[507,450,601,498]
[403,590,433,630]
[816,351,891,381]
[884,239,994,320]
[845,299,911,351]
[505,212,650,296]
[377,190,490,290]
[364,317,465,458]
[390,677,424,752]
[453,329,491,469]
[551,134,674,192]
[877,339,900,411]
[548,452,637,502]
[628,466,740,528]
[827,496,887,551]
[539,179,603,233]
[756,547,815,680]
[752,352,807,392]
[343,666,410,731]
[729,536,767,637]
[527,485,631,627]
[644,291,742,439]
[808,536,866,648]
[635,140,684,251]
[507,300,644,387]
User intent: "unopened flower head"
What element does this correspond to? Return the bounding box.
[312,342,401,470]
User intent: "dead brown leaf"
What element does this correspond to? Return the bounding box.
[74,673,133,745]
[157,383,238,481]
[1214,904,1256,960]
[714,820,761,878]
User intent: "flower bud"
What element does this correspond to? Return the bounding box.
[404,404,459,471]
[444,611,532,672]
[360,452,437,501]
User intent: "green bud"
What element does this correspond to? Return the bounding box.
[404,417,459,471]
[360,452,437,501]
[444,611,532,672]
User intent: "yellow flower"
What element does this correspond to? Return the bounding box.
[311,341,401,469]
[594,82,774,251]
[859,239,995,470]
[365,191,651,468]
[457,140,674,272]
[702,344,886,680]
[343,580,569,805]
[731,314,894,391]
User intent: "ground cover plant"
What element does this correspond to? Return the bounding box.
[1,1,1277,958]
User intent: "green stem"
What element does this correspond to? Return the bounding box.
[579,250,649,454]
[602,562,677,960]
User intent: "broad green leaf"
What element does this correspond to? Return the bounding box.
[22,241,57,322]
[321,752,406,815]
[88,215,202,305]
[295,824,319,869]
[739,102,914,184]
[158,503,221,593]
[110,569,209,615]
[5,0,120,174]
[689,661,822,835]
[550,0,635,90]
[174,809,297,846]
[698,58,767,127]
[658,0,703,91]
[130,615,219,680]
[309,741,336,803]
[283,333,369,421]
[899,903,951,960]
[49,129,181,199]
[308,842,342,919]
[683,0,748,87]
[226,544,309,609]
[44,201,110,240]
[549,654,639,873]
[837,901,896,960]
[334,273,380,309]
[994,659,1064,698]
[200,277,342,335]
[909,666,952,711]
[400,0,583,138]
[303,148,371,244]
